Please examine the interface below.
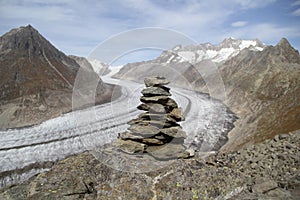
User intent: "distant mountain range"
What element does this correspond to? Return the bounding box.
[113,37,267,84]
[113,37,300,151]
[158,37,265,64]
[0,25,117,129]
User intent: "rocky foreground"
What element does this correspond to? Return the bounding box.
[1,130,298,199]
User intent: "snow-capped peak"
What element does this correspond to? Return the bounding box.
[162,38,266,64]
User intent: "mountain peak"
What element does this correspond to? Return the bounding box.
[219,37,265,49]
[0,25,81,101]
[220,37,236,47]
[19,24,37,32]
[0,25,56,56]
[5,24,39,37]
[274,38,300,63]
[21,24,34,30]
[2,24,37,38]
[222,37,235,42]
[276,38,292,48]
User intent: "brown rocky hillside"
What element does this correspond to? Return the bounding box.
[113,38,300,152]
[0,25,117,129]
[218,38,300,151]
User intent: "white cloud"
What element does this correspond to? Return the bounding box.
[231,21,248,27]
[226,23,300,45]
[229,0,277,9]
[292,0,300,6]
[292,8,300,16]
[0,0,295,57]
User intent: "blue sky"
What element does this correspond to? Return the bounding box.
[0,0,300,64]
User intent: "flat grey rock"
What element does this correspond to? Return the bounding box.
[138,112,178,124]
[252,180,278,194]
[142,138,165,145]
[137,103,167,113]
[141,86,171,97]
[160,127,187,138]
[144,76,170,87]
[140,96,170,104]
[146,143,186,160]
[128,124,161,137]
[118,132,144,140]
[127,118,175,129]
[114,139,146,154]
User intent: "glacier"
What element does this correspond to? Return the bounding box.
[0,67,236,188]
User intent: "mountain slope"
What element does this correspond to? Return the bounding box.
[0,25,117,129]
[113,37,300,152]
[0,25,79,101]
[218,38,300,151]
[68,55,94,72]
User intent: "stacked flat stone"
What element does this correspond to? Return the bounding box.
[115,76,188,160]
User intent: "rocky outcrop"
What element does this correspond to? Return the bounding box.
[1,130,298,199]
[218,38,300,152]
[115,76,190,160]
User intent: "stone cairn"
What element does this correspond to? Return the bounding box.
[115,76,191,160]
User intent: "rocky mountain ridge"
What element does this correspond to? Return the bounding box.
[146,37,265,65]
[218,38,300,151]
[113,37,300,152]
[113,38,266,86]
[0,25,117,129]
[0,25,79,100]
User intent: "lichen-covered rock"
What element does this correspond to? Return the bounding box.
[160,127,187,138]
[141,86,171,97]
[118,132,144,140]
[170,107,184,121]
[146,143,186,160]
[128,124,161,137]
[138,112,178,124]
[144,76,170,87]
[114,139,146,154]
[137,103,166,113]
[252,179,278,193]
[140,95,170,104]
[0,130,299,199]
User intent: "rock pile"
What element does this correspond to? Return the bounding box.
[115,76,189,160]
